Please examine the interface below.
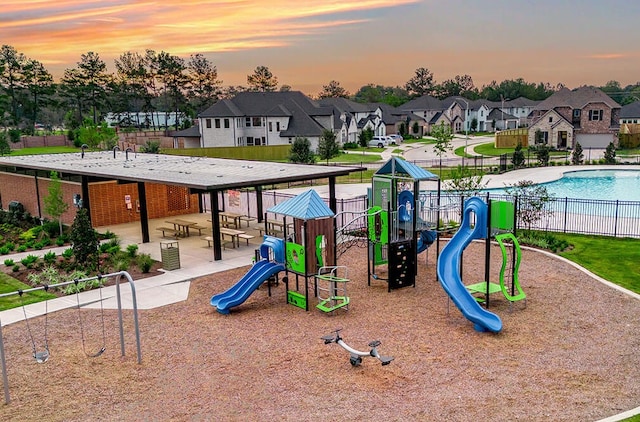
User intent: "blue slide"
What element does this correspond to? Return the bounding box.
[436,197,502,332]
[211,260,284,314]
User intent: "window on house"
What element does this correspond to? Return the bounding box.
[247,137,255,146]
[573,109,581,118]
[224,119,229,128]
[269,122,273,131]
[589,109,603,121]
[215,119,220,128]
[276,122,281,131]
[549,117,553,123]
[206,119,211,129]
[252,117,262,127]
[245,117,251,127]
[480,111,484,117]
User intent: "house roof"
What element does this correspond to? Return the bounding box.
[375,157,438,181]
[171,125,201,138]
[620,101,640,118]
[534,86,620,111]
[198,91,333,138]
[317,97,373,114]
[267,189,334,220]
[0,152,357,191]
[487,109,519,120]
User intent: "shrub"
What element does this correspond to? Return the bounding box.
[3,242,14,251]
[20,254,39,269]
[62,248,74,259]
[126,244,139,258]
[56,237,66,246]
[12,264,19,272]
[0,246,9,255]
[4,258,15,266]
[136,253,154,273]
[16,245,27,253]
[43,251,57,264]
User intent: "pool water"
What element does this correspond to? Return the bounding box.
[491,170,640,201]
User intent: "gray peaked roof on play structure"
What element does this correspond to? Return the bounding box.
[267,189,335,220]
[375,157,438,181]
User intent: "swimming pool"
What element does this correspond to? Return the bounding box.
[538,169,640,201]
[485,169,640,201]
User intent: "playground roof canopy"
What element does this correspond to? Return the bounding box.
[0,151,357,191]
[375,157,438,181]
[267,189,335,220]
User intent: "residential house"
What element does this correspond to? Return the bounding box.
[502,97,539,127]
[619,101,640,124]
[398,95,443,136]
[528,86,620,148]
[198,91,334,150]
[317,98,379,144]
[171,124,201,148]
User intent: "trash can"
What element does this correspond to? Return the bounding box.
[160,240,180,270]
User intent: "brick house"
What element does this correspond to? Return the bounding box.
[528,86,620,148]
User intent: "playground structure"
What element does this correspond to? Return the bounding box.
[436,196,526,332]
[210,236,286,314]
[0,271,143,404]
[367,158,439,291]
[322,328,394,366]
[211,189,343,314]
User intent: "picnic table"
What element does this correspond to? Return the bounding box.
[219,227,246,248]
[165,218,197,237]
[219,212,243,229]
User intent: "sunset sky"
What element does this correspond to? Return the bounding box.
[3,0,640,95]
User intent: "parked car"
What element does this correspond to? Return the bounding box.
[368,136,392,148]
[388,134,403,144]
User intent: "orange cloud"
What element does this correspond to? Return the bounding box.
[4,0,419,71]
[585,53,627,60]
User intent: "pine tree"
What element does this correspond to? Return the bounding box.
[571,142,584,165]
[603,142,616,164]
[43,171,69,235]
[512,142,525,168]
[69,208,99,267]
[289,137,316,164]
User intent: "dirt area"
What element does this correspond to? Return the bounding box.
[0,242,639,421]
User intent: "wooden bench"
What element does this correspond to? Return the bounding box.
[156,226,180,238]
[237,233,255,246]
[239,215,255,227]
[203,236,232,250]
[190,224,208,236]
[254,226,283,238]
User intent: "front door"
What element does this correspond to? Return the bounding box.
[557,131,567,148]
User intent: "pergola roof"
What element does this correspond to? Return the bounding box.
[0,151,357,191]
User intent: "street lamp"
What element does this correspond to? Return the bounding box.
[500,95,510,131]
[456,98,469,166]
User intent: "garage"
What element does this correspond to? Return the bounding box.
[575,133,615,148]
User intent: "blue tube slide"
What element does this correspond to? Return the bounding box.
[210,260,284,314]
[436,197,502,332]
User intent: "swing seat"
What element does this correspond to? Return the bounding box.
[34,350,49,364]
[316,296,350,313]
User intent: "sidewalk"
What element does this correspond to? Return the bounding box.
[0,215,257,327]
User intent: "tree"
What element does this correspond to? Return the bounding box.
[505,180,554,230]
[22,59,54,131]
[512,142,525,168]
[0,45,27,126]
[353,84,408,106]
[69,208,99,267]
[358,128,374,147]
[317,129,340,161]
[0,131,10,156]
[75,52,111,124]
[247,66,278,92]
[405,67,435,97]
[531,144,550,166]
[43,171,69,235]
[470,117,478,132]
[571,142,584,165]
[433,74,476,99]
[431,122,454,177]
[289,137,316,164]
[318,80,350,98]
[604,142,616,164]
[446,165,486,194]
[77,121,117,150]
[186,53,222,114]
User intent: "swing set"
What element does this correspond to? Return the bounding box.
[0,271,143,405]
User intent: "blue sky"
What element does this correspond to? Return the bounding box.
[3,0,639,95]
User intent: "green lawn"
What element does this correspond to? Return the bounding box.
[8,146,80,156]
[329,152,382,163]
[552,233,640,294]
[0,273,57,311]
